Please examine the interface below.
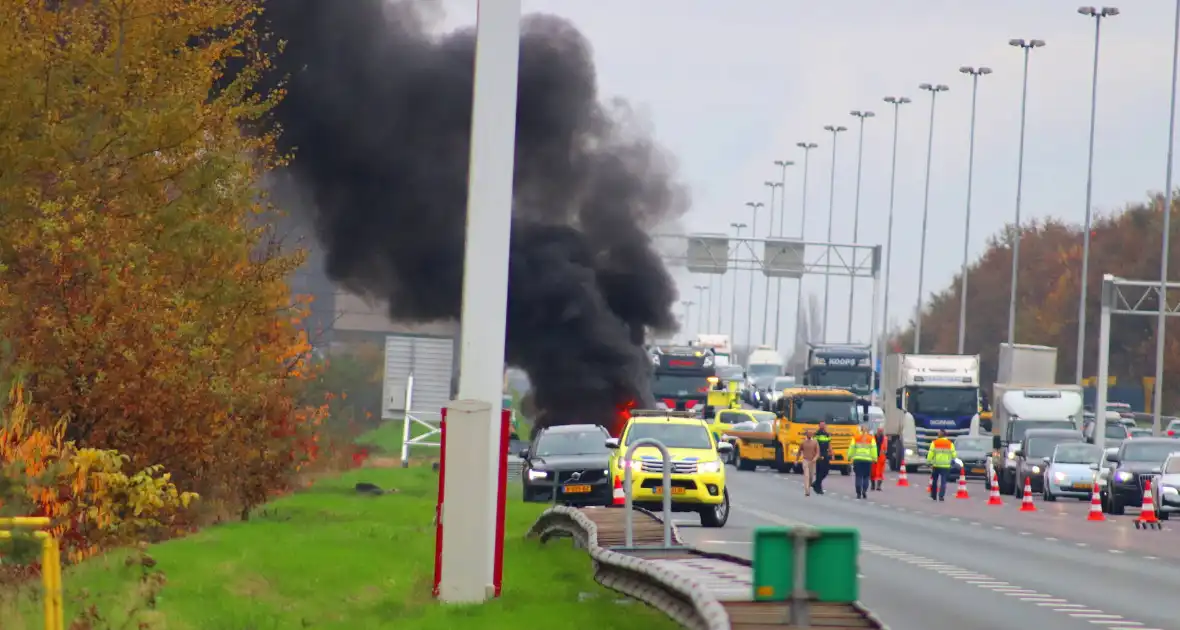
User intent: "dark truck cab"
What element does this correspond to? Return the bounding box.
[802,343,875,398]
[650,345,717,415]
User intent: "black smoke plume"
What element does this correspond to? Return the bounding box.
[261,0,688,429]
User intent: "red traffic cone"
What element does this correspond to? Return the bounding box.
[926,478,932,494]
[987,469,1003,505]
[611,475,625,506]
[1019,477,1037,512]
[1135,478,1161,529]
[897,455,910,487]
[1086,485,1105,522]
[955,469,970,499]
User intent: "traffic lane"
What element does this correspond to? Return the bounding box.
[728,470,1179,630]
[681,508,1080,630]
[792,467,1180,557]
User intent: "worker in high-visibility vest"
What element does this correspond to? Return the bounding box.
[870,427,888,491]
[926,430,957,502]
[847,433,878,499]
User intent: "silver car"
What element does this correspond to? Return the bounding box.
[1043,442,1105,501]
[1157,452,1180,518]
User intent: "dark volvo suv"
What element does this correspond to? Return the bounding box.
[520,424,613,506]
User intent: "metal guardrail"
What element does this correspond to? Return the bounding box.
[528,506,731,630]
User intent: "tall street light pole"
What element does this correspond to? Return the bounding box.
[1076,7,1119,384]
[914,83,949,353]
[795,143,819,353]
[745,201,765,351]
[1152,1,1180,435]
[729,222,747,346]
[848,110,875,343]
[957,67,992,354]
[762,181,783,344]
[880,96,911,357]
[1007,38,1047,346]
[822,125,847,343]
[773,160,795,350]
[694,284,709,335]
[681,301,695,339]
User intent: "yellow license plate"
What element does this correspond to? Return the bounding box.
[970,467,985,474]
[654,486,687,495]
[563,484,591,494]
[1072,483,1092,490]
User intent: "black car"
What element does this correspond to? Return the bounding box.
[1099,437,1180,515]
[1005,428,1084,497]
[520,424,613,506]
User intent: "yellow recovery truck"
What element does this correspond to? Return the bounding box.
[725,387,864,474]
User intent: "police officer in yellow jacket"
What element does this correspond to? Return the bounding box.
[848,433,878,499]
[926,430,957,501]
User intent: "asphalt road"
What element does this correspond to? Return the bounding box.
[675,469,1179,630]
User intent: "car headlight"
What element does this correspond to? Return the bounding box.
[1116,471,1133,482]
[1053,471,1067,483]
[697,460,722,474]
[905,448,914,456]
[1031,465,1041,474]
[527,469,550,481]
[1007,451,1017,460]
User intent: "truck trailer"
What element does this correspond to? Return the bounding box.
[882,354,982,471]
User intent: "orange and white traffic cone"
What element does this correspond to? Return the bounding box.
[1135,478,1161,530]
[611,475,625,506]
[987,469,1003,505]
[897,455,910,487]
[1086,485,1105,522]
[1019,477,1037,512]
[955,469,970,499]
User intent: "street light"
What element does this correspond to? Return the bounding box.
[773,160,795,349]
[744,201,765,350]
[880,96,911,358]
[822,125,847,342]
[914,83,949,353]
[763,181,783,344]
[957,67,993,354]
[1076,7,1119,384]
[794,143,819,352]
[1152,1,1180,435]
[847,110,875,343]
[729,221,747,345]
[694,284,709,334]
[680,300,695,338]
[1007,38,1047,346]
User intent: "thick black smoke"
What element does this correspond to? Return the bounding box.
[262,0,688,428]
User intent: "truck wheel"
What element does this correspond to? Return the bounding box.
[840,465,851,476]
[700,488,730,528]
[905,464,918,474]
[736,451,756,471]
[888,452,900,472]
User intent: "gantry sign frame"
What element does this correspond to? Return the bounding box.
[1094,273,1180,446]
[653,232,883,372]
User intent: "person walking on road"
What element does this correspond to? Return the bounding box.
[871,427,888,491]
[797,430,820,496]
[927,430,957,501]
[848,433,878,499]
[813,420,833,495]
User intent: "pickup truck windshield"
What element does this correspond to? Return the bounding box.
[793,398,858,425]
[910,387,977,416]
[625,423,713,450]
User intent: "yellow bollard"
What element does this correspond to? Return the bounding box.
[0,517,63,630]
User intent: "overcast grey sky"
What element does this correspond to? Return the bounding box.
[442,1,1177,352]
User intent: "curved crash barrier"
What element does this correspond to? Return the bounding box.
[0,517,64,630]
[528,506,890,630]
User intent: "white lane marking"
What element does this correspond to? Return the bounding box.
[734,505,1155,629]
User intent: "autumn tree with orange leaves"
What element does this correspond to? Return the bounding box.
[0,0,325,519]
[895,197,1180,410]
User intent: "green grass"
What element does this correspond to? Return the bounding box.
[2,465,679,630]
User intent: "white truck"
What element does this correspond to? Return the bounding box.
[693,334,733,367]
[882,354,982,471]
[746,345,785,379]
